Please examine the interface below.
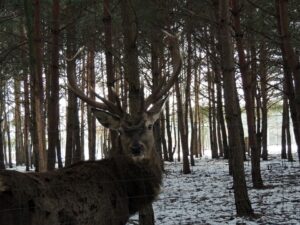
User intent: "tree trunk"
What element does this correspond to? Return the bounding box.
[218,0,253,216]
[121,0,141,114]
[4,109,12,168]
[161,114,169,161]
[185,8,195,165]
[120,1,152,224]
[65,4,81,166]
[286,105,293,162]
[175,80,191,174]
[24,74,31,171]
[195,68,202,158]
[14,78,24,165]
[103,0,119,156]
[282,97,288,159]
[232,0,263,188]
[276,0,300,162]
[259,43,268,161]
[87,46,96,161]
[47,0,60,170]
[150,28,164,165]
[165,100,173,161]
[216,71,228,159]
[0,119,4,169]
[24,0,47,171]
[208,70,219,159]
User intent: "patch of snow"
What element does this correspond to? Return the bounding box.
[129,152,300,225]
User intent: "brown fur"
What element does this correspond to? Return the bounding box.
[0,156,162,225]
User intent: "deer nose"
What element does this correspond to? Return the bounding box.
[131,143,143,156]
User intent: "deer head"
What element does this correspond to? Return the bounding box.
[90,95,168,161]
[67,33,181,163]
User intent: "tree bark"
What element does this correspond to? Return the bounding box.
[165,100,173,161]
[103,0,119,156]
[0,119,4,169]
[276,0,300,162]
[208,70,219,159]
[281,97,288,159]
[175,80,191,174]
[259,43,268,161]
[24,0,47,171]
[120,1,152,224]
[4,108,12,168]
[65,3,81,166]
[47,0,60,170]
[218,0,253,216]
[121,0,141,114]
[185,5,195,165]
[87,46,96,161]
[216,71,228,158]
[14,78,24,165]
[232,0,263,188]
[150,27,164,165]
[24,74,31,171]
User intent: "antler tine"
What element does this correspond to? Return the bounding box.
[139,84,145,114]
[108,87,124,116]
[90,88,123,117]
[145,31,182,110]
[67,74,109,111]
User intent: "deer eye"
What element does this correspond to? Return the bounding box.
[147,124,153,130]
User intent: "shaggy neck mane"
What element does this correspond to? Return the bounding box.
[109,156,162,215]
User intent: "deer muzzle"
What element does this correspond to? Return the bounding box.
[130,142,144,157]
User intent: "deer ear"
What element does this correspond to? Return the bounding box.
[91,108,121,130]
[147,95,168,123]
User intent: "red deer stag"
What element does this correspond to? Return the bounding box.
[0,34,181,225]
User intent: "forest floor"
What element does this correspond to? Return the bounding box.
[129,148,300,225]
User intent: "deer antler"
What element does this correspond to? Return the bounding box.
[67,69,124,117]
[144,31,182,110]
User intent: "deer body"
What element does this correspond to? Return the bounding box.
[0,33,181,225]
[0,156,161,225]
[0,108,165,225]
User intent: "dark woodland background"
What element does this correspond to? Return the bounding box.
[0,0,300,218]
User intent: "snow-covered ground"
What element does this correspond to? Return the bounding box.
[129,147,300,225]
